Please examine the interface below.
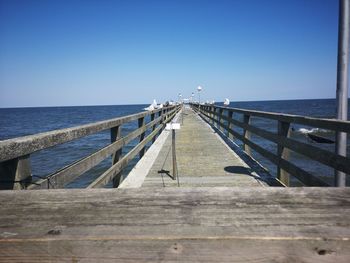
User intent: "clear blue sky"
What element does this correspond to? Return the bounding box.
[0,0,342,107]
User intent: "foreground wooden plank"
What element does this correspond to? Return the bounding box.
[0,187,349,262]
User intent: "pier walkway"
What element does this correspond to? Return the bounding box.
[142,107,266,188]
[1,104,350,261]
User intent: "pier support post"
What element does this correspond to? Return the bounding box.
[138,117,146,158]
[111,126,122,187]
[335,0,350,187]
[151,113,156,144]
[243,115,252,155]
[228,111,233,139]
[216,108,220,129]
[158,110,163,137]
[0,155,32,190]
[211,106,215,125]
[277,121,291,187]
[219,108,224,132]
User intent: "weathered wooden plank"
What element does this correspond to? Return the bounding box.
[111,126,122,188]
[243,114,252,155]
[0,187,349,262]
[138,117,146,158]
[0,238,349,262]
[277,121,291,186]
[28,116,163,189]
[0,106,176,162]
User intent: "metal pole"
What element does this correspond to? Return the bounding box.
[172,129,177,182]
[335,0,350,187]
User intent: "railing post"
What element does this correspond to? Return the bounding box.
[243,115,252,155]
[111,125,122,187]
[0,155,32,190]
[151,113,156,144]
[138,117,146,158]
[158,110,163,137]
[215,108,220,128]
[227,110,233,139]
[211,106,215,125]
[165,108,169,123]
[219,108,224,132]
[277,121,291,186]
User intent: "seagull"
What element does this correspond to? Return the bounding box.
[224,98,230,106]
[144,99,158,111]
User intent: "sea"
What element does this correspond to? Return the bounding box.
[0,99,349,187]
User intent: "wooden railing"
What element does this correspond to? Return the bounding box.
[191,103,350,186]
[0,105,181,190]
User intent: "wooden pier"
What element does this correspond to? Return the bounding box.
[122,107,274,188]
[0,104,350,262]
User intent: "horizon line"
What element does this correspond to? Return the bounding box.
[0,97,348,109]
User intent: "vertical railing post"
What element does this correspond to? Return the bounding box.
[243,115,252,155]
[218,108,224,132]
[0,155,32,190]
[151,112,156,144]
[111,125,122,187]
[227,110,233,139]
[277,121,291,187]
[166,108,169,123]
[138,117,146,158]
[216,108,220,128]
[211,106,215,125]
[158,109,163,137]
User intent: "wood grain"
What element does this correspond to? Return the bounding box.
[0,187,349,262]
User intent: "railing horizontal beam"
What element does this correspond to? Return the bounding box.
[87,124,163,188]
[207,104,350,133]
[199,109,329,186]
[28,115,164,189]
[0,107,173,163]
[205,108,350,175]
[86,107,180,188]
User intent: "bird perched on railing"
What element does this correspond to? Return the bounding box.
[224,98,230,106]
[144,99,163,111]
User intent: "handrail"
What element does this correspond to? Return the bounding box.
[0,107,168,162]
[214,105,350,133]
[191,103,350,187]
[0,105,181,190]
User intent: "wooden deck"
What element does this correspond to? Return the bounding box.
[0,187,349,262]
[1,106,350,261]
[140,107,271,188]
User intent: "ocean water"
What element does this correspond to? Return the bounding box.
[0,104,150,188]
[0,99,349,187]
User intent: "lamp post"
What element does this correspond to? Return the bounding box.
[197,86,202,105]
[178,93,182,104]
